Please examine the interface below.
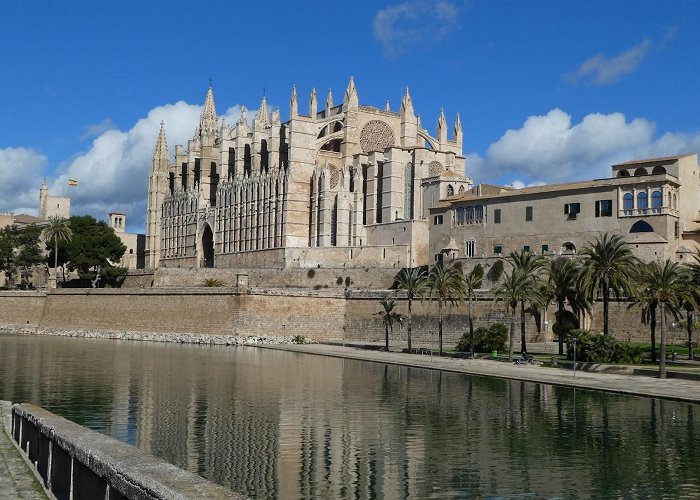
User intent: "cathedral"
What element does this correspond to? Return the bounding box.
[145,78,471,269]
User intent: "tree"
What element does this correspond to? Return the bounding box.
[56,215,126,276]
[493,267,542,360]
[579,233,638,336]
[426,263,463,356]
[508,249,546,354]
[547,257,589,355]
[395,267,428,353]
[682,251,700,360]
[635,260,694,378]
[41,216,73,282]
[629,262,661,363]
[0,224,44,289]
[375,297,403,351]
[462,266,483,357]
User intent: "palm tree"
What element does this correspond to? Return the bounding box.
[462,266,483,357]
[579,233,638,336]
[493,268,542,360]
[629,262,660,363]
[508,250,546,354]
[375,297,403,351]
[635,260,694,378]
[687,249,700,360]
[547,257,589,355]
[426,263,463,356]
[41,216,72,283]
[396,267,428,353]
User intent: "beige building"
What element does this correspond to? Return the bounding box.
[108,212,146,269]
[146,79,471,270]
[430,154,700,264]
[39,181,70,220]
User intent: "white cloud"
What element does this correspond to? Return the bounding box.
[80,118,117,141]
[0,147,48,216]
[467,108,700,185]
[373,0,464,57]
[566,39,652,85]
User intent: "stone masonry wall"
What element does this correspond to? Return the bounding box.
[0,289,661,347]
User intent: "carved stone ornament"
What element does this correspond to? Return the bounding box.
[428,161,444,175]
[360,120,395,153]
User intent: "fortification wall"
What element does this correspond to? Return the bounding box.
[0,289,657,347]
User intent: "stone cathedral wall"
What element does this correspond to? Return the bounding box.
[1,290,655,347]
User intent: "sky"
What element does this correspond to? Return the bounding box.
[2,0,700,233]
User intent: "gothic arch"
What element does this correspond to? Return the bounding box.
[630,220,654,233]
[200,223,214,268]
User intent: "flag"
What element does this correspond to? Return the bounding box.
[68,179,78,187]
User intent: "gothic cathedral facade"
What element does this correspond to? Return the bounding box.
[145,79,471,269]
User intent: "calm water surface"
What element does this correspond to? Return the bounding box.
[0,334,698,499]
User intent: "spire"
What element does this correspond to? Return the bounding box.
[239,105,247,125]
[344,76,358,108]
[309,88,317,118]
[153,121,169,164]
[199,84,218,133]
[290,84,298,118]
[326,88,334,110]
[453,112,463,146]
[385,100,390,111]
[437,108,447,144]
[400,87,414,117]
[255,95,269,128]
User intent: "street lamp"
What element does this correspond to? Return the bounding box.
[671,322,677,362]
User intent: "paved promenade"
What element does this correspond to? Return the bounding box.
[259,343,700,404]
[0,402,46,499]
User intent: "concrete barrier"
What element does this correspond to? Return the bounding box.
[9,402,245,499]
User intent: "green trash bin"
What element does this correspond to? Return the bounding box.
[491,350,498,359]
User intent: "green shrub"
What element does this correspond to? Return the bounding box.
[566,329,642,364]
[488,260,505,282]
[456,322,508,353]
[202,278,224,287]
[472,264,484,280]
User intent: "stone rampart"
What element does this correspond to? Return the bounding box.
[0,289,658,347]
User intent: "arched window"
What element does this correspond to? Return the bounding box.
[447,185,454,197]
[637,192,648,210]
[562,242,576,254]
[458,185,465,194]
[617,169,630,177]
[404,163,414,220]
[651,190,662,209]
[668,192,672,208]
[475,205,483,220]
[623,193,634,210]
[456,207,465,222]
[630,220,654,233]
[652,166,667,175]
[634,168,647,176]
[466,206,475,221]
[673,193,677,210]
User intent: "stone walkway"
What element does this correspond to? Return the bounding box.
[0,402,46,499]
[258,343,700,403]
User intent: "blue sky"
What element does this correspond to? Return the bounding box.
[2,1,699,232]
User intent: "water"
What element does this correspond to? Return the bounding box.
[0,334,698,499]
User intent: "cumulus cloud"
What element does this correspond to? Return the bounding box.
[566,39,652,85]
[0,147,48,216]
[467,108,700,185]
[373,0,464,57]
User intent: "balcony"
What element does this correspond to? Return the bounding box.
[454,218,485,227]
[620,207,679,217]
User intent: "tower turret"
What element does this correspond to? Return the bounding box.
[254,95,269,130]
[343,77,358,109]
[145,121,170,268]
[437,108,448,145]
[309,88,317,118]
[400,87,417,147]
[325,88,334,113]
[290,84,298,118]
[39,181,48,220]
[199,84,218,146]
[453,112,463,148]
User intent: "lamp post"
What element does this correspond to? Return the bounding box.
[671,322,677,362]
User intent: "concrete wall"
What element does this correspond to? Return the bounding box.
[0,289,662,348]
[7,402,241,499]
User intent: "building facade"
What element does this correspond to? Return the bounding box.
[145,79,471,269]
[429,154,700,264]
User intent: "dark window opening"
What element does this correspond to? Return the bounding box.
[623,193,634,210]
[494,208,501,224]
[228,148,236,178]
[244,144,252,176]
[652,166,667,175]
[630,220,654,233]
[564,202,580,219]
[595,199,613,217]
[260,140,269,172]
[194,158,201,186]
[169,172,175,193]
[541,244,549,254]
[651,190,662,208]
[523,245,530,252]
[279,126,289,169]
[433,214,443,225]
[525,206,533,221]
[376,162,384,223]
[181,162,188,190]
[362,164,369,225]
[493,245,503,255]
[210,162,218,206]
